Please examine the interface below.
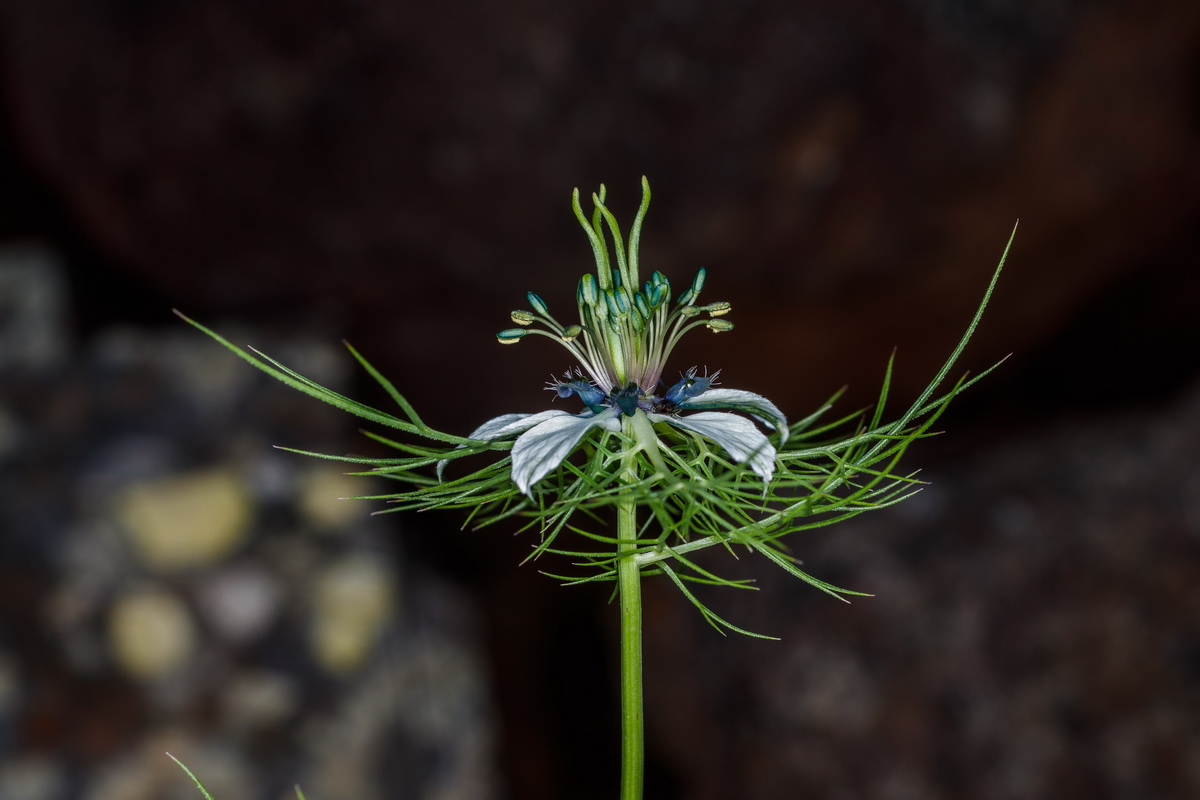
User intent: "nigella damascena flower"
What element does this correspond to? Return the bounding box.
[455,178,788,495]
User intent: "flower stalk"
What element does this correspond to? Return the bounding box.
[618,415,645,800]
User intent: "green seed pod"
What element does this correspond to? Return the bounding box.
[527,292,549,316]
[561,325,583,341]
[510,310,536,325]
[497,328,528,344]
[705,301,731,317]
[706,318,734,333]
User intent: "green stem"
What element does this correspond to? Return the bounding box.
[617,421,644,800]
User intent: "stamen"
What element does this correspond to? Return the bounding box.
[497,328,528,344]
[527,292,550,316]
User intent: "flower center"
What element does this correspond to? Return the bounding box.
[497,179,736,396]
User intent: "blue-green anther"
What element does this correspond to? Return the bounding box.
[629,310,645,333]
[691,268,707,296]
[497,328,528,344]
[580,273,599,306]
[652,270,669,287]
[677,287,695,306]
[510,310,536,325]
[634,293,651,320]
[604,290,622,319]
[679,305,703,318]
[650,284,667,307]
[615,287,631,314]
[562,325,583,341]
[527,292,549,316]
[705,318,734,332]
[611,267,623,288]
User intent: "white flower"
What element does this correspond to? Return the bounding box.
[452,179,789,496]
[455,371,787,496]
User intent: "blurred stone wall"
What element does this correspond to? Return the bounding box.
[0,251,497,800]
[0,0,1198,798]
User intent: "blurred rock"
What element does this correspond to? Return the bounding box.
[0,244,68,372]
[106,585,197,681]
[309,554,396,676]
[0,269,498,799]
[298,466,371,533]
[86,731,252,800]
[0,755,67,800]
[194,565,284,645]
[218,670,299,735]
[299,588,500,800]
[116,469,253,571]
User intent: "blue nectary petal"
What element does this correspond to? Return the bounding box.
[555,379,607,412]
[664,371,716,405]
[610,383,642,416]
[511,406,622,494]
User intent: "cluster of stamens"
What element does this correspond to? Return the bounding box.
[496,179,733,397]
[497,270,731,395]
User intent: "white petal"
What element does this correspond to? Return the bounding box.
[511,407,622,495]
[465,410,573,442]
[437,410,573,480]
[648,411,777,482]
[678,388,789,445]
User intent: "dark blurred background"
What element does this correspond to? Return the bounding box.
[1,0,1198,798]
